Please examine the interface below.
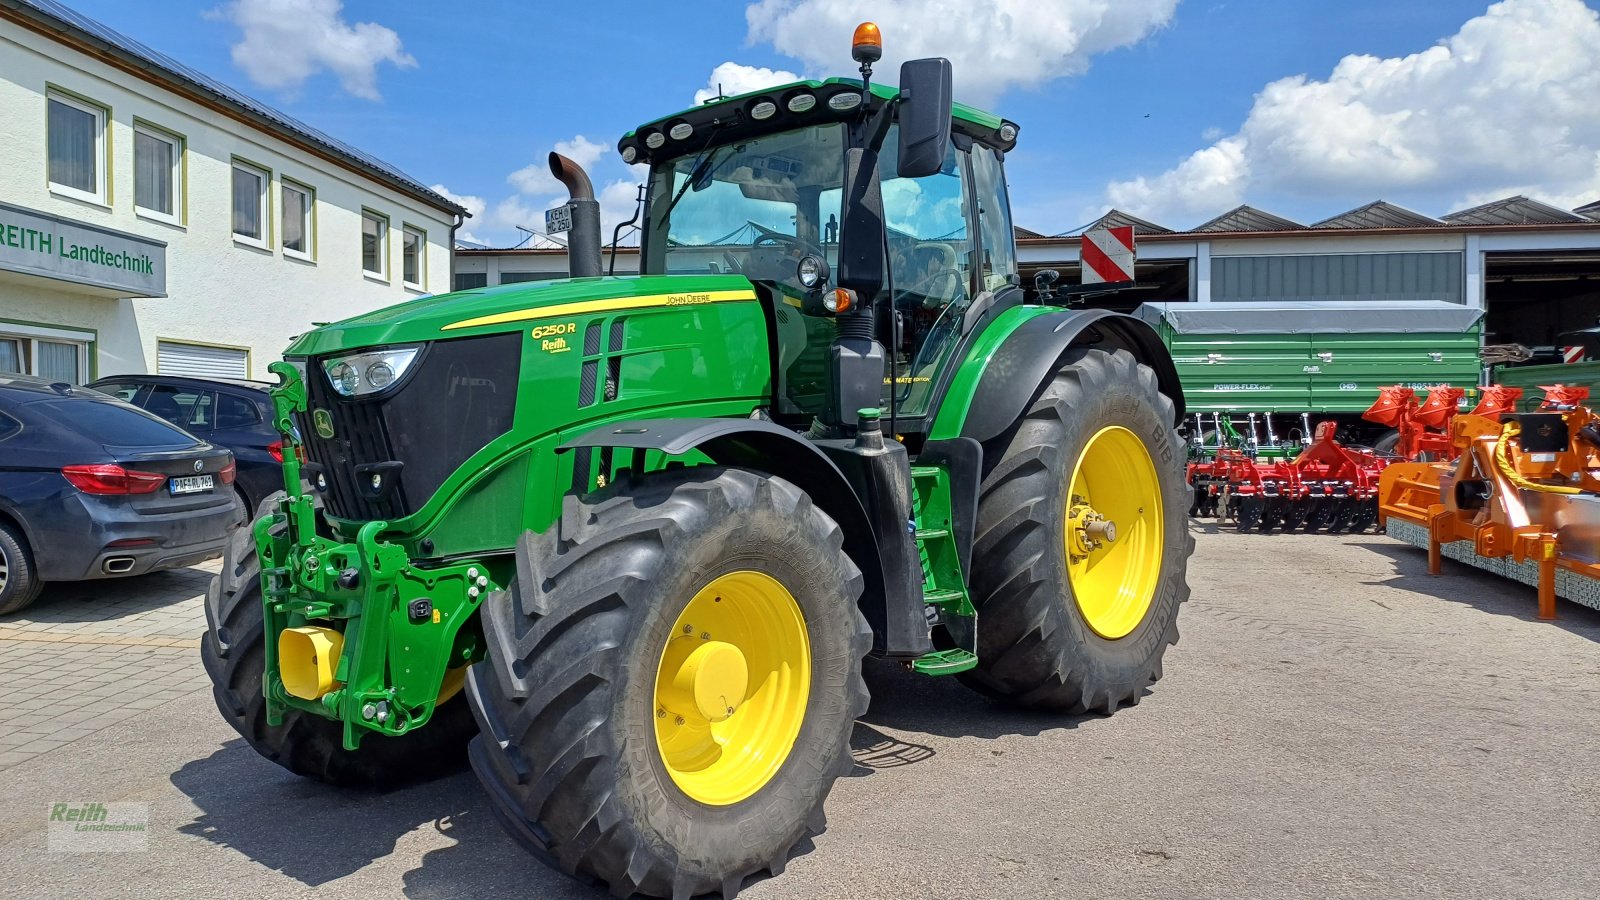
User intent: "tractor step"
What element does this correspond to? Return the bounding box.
[923,588,965,607]
[914,526,950,540]
[910,648,979,676]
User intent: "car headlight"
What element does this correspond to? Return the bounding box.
[322,346,421,397]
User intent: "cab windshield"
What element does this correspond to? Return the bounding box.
[643,123,845,297]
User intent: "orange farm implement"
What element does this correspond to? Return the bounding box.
[1378,385,1600,616]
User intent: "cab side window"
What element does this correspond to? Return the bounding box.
[881,138,974,419]
[969,146,1018,292]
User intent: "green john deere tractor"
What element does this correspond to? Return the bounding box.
[202,25,1192,899]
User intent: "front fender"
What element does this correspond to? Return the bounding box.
[560,418,922,657]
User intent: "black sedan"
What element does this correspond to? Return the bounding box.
[87,374,285,517]
[0,375,239,615]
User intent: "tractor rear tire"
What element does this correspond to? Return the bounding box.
[201,495,477,788]
[468,467,870,899]
[962,349,1191,713]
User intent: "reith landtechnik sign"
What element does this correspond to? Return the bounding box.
[0,201,166,297]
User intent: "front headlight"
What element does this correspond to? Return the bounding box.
[322,346,421,397]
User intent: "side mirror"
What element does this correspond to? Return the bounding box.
[896,58,953,179]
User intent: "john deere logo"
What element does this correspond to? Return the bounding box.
[312,409,335,439]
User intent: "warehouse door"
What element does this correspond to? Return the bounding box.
[157,341,250,379]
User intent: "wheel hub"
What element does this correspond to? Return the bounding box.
[1067,500,1118,559]
[660,638,749,723]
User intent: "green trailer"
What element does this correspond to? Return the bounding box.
[1135,302,1484,452]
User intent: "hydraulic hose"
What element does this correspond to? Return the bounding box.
[1494,420,1584,495]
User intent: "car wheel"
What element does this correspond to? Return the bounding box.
[0,520,44,616]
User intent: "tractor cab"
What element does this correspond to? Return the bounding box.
[619,49,1022,435]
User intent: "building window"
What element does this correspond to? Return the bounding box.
[0,324,92,384]
[402,225,425,288]
[232,160,270,247]
[282,180,314,260]
[134,123,183,223]
[362,210,389,279]
[47,91,107,205]
[454,272,489,291]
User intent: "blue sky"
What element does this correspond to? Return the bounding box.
[63,0,1600,244]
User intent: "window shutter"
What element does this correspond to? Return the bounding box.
[157,342,249,379]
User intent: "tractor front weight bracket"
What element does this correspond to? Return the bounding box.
[255,363,492,750]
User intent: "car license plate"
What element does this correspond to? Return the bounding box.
[169,474,214,495]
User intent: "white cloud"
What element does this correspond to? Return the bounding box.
[694,62,803,105]
[744,0,1178,106]
[508,136,609,197]
[210,0,415,101]
[1102,0,1600,225]
[429,184,487,244]
[460,137,646,248]
[429,184,485,221]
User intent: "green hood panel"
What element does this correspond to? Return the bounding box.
[285,274,760,356]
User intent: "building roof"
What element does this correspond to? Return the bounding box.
[1311,200,1442,229]
[1068,209,1172,236]
[1577,199,1600,221]
[1192,205,1304,233]
[1441,195,1588,226]
[4,0,467,218]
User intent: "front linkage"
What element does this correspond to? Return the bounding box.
[253,362,491,750]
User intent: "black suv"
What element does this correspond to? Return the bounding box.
[0,375,238,615]
[88,374,285,517]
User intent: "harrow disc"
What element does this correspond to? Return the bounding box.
[1282,500,1311,531]
[1306,498,1338,531]
[1235,496,1264,531]
[1347,501,1379,533]
[1260,498,1286,532]
[1329,500,1356,533]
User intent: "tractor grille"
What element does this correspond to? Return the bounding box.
[297,332,522,521]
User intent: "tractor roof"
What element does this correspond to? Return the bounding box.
[618,78,1017,167]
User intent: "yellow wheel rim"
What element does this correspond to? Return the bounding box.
[1064,425,1164,639]
[653,570,810,806]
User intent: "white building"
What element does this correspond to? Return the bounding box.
[0,0,466,383]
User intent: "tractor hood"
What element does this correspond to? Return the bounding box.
[284,273,760,357]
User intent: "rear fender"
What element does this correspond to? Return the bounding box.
[945,309,1185,446]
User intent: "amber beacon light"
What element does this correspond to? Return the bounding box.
[852,21,882,63]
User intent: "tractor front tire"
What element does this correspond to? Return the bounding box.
[468,467,870,899]
[200,495,477,788]
[963,348,1192,713]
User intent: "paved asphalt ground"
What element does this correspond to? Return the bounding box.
[1,524,1597,899]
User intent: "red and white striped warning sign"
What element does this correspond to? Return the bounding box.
[1081,225,1136,284]
[1562,345,1585,364]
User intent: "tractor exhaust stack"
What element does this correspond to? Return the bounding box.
[549,152,602,279]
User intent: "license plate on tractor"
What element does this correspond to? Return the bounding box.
[169,474,214,495]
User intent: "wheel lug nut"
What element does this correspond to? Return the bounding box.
[674,716,685,726]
